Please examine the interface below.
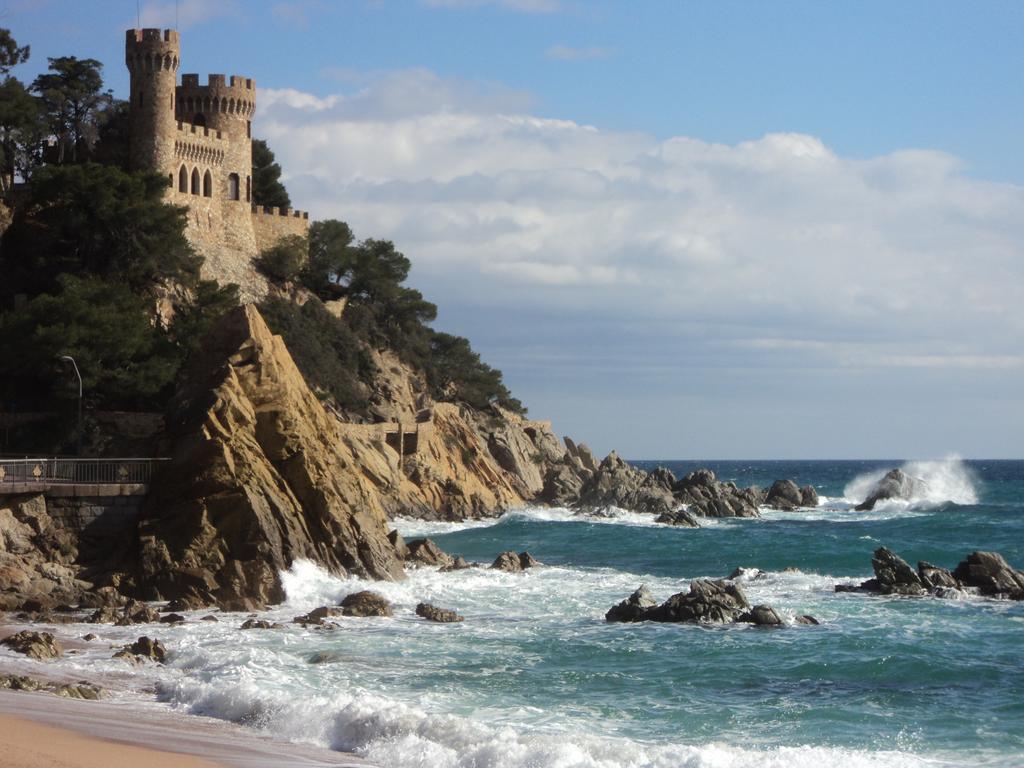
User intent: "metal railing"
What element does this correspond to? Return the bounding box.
[0,458,169,486]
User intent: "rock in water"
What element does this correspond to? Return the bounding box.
[738,605,784,626]
[871,547,927,596]
[340,590,393,617]
[645,579,750,624]
[405,538,455,568]
[800,485,819,507]
[654,509,700,527]
[953,551,1024,599]
[491,551,540,572]
[136,305,404,611]
[763,480,804,510]
[855,469,926,511]
[574,452,676,515]
[917,561,959,590]
[605,585,658,622]
[1,630,62,661]
[672,470,761,518]
[416,603,465,623]
[113,636,166,663]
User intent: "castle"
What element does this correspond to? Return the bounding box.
[126,29,308,300]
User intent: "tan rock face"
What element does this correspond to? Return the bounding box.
[0,494,82,610]
[137,305,405,610]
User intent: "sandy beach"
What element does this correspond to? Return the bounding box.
[0,690,373,768]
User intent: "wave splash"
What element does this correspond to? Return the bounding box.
[160,673,945,768]
[842,457,978,509]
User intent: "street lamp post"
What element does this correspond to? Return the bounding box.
[58,355,83,456]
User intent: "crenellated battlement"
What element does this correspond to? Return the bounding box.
[177,73,256,120]
[252,205,310,221]
[127,28,180,45]
[175,121,225,140]
[126,28,179,73]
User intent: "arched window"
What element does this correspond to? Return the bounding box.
[192,113,206,128]
[203,170,213,197]
[228,173,240,201]
[178,165,188,193]
[191,167,200,195]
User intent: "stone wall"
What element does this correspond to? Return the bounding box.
[46,494,145,535]
[252,205,310,254]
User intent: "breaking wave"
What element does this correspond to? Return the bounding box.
[842,457,979,509]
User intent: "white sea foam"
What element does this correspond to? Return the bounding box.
[842,457,978,509]
[14,557,1012,768]
[393,505,670,539]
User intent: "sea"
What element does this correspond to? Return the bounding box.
[7,458,1024,767]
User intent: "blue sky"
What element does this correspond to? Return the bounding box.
[5,0,1024,458]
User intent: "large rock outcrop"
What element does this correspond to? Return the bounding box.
[136,305,405,610]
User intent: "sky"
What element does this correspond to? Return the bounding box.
[4,0,1023,459]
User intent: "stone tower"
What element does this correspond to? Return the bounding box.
[126,29,309,301]
[125,29,180,178]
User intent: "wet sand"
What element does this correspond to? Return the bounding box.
[0,690,373,768]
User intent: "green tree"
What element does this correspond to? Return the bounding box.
[251,138,291,208]
[31,56,109,164]
[427,331,524,414]
[0,29,29,76]
[255,233,308,283]
[169,280,241,361]
[90,98,131,169]
[302,218,353,297]
[258,296,375,411]
[1,163,199,297]
[0,75,40,195]
[0,274,178,410]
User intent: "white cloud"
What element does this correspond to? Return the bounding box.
[546,44,613,61]
[254,70,1024,378]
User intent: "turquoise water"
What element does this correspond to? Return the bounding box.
[10,458,1021,767]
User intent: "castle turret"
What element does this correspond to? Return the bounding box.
[125,29,180,178]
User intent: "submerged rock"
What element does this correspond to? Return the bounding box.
[0,674,102,699]
[738,605,784,626]
[855,469,926,511]
[1,630,62,661]
[415,602,465,623]
[239,618,283,630]
[654,509,700,527]
[339,590,393,617]
[113,636,166,664]
[293,606,343,626]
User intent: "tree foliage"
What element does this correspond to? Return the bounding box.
[255,233,308,283]
[31,56,110,164]
[251,138,290,208]
[0,28,29,76]
[1,163,199,297]
[258,296,375,412]
[0,275,178,410]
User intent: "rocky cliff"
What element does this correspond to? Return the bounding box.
[135,305,569,607]
[136,305,405,609]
